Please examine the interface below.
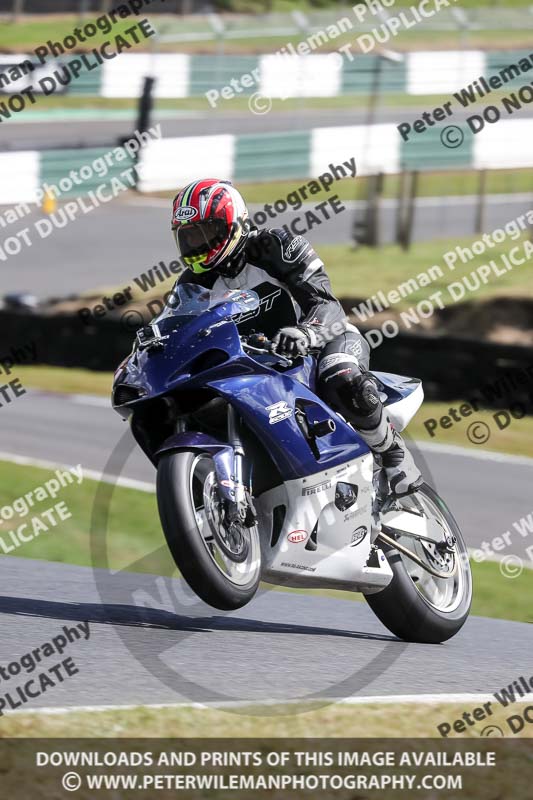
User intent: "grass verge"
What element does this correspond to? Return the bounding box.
[317,237,533,301]
[237,168,532,202]
[2,700,533,738]
[16,365,113,396]
[17,91,530,117]
[2,13,533,52]
[0,460,531,623]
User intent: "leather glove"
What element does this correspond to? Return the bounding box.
[272,326,311,357]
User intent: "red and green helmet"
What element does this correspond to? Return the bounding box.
[171,179,249,274]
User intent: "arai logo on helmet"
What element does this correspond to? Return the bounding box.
[174,206,198,222]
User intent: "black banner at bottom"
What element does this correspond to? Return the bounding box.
[0,738,531,798]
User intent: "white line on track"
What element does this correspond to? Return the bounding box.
[415,440,533,467]
[0,451,155,493]
[8,693,533,717]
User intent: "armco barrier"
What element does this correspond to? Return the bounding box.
[2,307,532,408]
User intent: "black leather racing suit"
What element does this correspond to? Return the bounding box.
[177,226,422,495]
[176,226,391,444]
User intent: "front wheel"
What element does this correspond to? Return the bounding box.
[365,483,472,643]
[156,451,261,610]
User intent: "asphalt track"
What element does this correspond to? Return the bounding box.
[0,554,532,711]
[2,194,532,298]
[3,105,533,150]
[0,390,532,710]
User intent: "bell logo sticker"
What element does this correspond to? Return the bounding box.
[174,206,198,222]
[350,526,367,547]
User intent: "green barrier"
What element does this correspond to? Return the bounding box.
[189,54,259,97]
[400,125,475,171]
[39,147,136,197]
[234,131,311,182]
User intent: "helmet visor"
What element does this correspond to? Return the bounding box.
[175,219,228,265]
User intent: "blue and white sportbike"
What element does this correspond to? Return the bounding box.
[112,285,472,643]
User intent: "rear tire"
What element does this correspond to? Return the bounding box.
[365,483,472,643]
[157,450,261,611]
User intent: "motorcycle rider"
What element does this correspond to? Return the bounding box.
[170,178,422,497]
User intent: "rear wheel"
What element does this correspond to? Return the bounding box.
[365,483,472,643]
[157,451,261,610]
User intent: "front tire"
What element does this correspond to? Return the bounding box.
[365,483,472,643]
[157,450,261,610]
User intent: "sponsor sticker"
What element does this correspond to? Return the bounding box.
[280,562,316,572]
[302,480,331,496]
[287,529,308,544]
[266,401,292,424]
[283,235,306,261]
[350,526,367,547]
[174,205,198,222]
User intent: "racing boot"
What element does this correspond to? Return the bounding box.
[357,409,423,497]
[380,428,423,497]
[330,370,422,497]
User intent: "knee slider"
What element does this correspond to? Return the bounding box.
[319,357,360,411]
[349,373,381,415]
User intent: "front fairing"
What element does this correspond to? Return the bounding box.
[112,292,368,480]
[114,301,269,401]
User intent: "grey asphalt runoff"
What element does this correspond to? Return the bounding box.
[2,193,532,298]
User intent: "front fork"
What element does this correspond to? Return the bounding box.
[227,405,246,506]
[226,405,257,528]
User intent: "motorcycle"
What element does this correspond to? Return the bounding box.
[112,284,472,643]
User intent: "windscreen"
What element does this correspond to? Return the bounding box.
[153,285,259,327]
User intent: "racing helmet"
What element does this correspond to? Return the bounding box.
[171,179,249,274]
